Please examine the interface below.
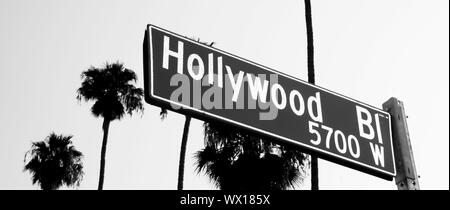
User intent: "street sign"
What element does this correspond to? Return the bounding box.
[143,24,396,180]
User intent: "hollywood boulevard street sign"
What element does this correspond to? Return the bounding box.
[143,24,396,180]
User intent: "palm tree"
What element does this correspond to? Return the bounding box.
[195,122,309,190]
[77,62,144,190]
[24,132,84,190]
[177,115,191,190]
[158,108,190,190]
[304,0,318,190]
[160,39,215,190]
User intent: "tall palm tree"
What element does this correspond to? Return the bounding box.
[195,122,309,190]
[304,0,318,190]
[177,115,191,190]
[77,62,144,190]
[160,39,215,190]
[24,132,84,190]
[158,109,191,190]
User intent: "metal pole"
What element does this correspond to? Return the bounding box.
[382,97,420,190]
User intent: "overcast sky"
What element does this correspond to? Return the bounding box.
[0,0,448,190]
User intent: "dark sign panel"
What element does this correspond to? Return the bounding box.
[143,24,396,179]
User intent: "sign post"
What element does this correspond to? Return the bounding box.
[383,98,420,190]
[143,24,396,180]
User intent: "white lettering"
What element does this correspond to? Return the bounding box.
[356,106,375,140]
[163,36,183,74]
[307,92,323,123]
[225,66,244,102]
[369,143,385,167]
[375,114,383,144]
[289,90,305,116]
[246,73,269,103]
[187,54,204,80]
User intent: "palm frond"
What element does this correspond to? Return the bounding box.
[23,133,84,190]
[196,121,309,190]
[159,108,167,120]
[77,61,144,120]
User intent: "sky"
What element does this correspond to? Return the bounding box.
[0,0,448,190]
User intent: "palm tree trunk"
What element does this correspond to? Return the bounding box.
[177,116,191,190]
[311,155,318,190]
[304,0,318,190]
[98,116,110,190]
[304,0,315,84]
